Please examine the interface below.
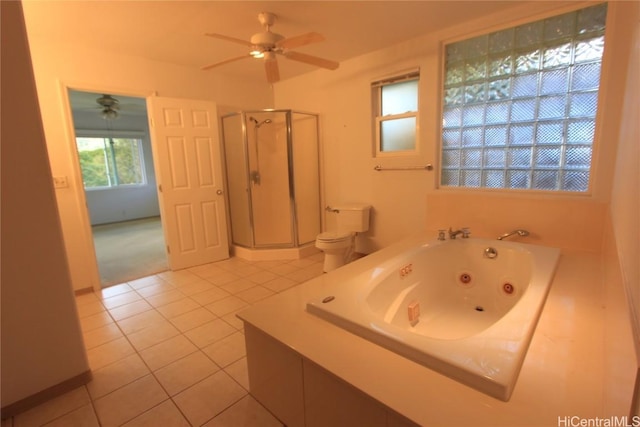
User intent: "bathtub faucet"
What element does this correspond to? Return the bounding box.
[448,227,470,239]
[497,229,530,240]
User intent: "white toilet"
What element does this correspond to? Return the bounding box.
[316,203,371,272]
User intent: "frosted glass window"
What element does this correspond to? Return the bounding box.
[373,72,419,155]
[381,80,418,115]
[380,117,417,151]
[440,3,607,192]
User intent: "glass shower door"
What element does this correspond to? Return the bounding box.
[221,113,252,247]
[222,110,321,250]
[291,112,321,245]
[247,111,293,247]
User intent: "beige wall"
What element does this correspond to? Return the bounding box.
[24,1,632,291]
[275,1,631,251]
[1,1,90,412]
[22,2,275,291]
[609,0,640,349]
[603,0,640,416]
[275,0,639,415]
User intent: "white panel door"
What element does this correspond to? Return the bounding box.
[147,96,229,270]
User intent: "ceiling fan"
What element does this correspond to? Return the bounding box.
[201,12,339,83]
[96,94,120,120]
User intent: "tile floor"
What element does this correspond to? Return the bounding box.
[4,253,325,427]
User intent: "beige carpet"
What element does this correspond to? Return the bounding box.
[92,217,168,288]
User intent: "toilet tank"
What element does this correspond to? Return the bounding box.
[335,203,371,232]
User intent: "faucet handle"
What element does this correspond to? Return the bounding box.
[462,227,471,238]
[437,229,446,241]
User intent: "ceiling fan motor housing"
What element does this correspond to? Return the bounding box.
[251,11,283,51]
[250,31,284,48]
[96,94,119,108]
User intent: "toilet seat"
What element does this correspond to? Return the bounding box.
[316,231,352,243]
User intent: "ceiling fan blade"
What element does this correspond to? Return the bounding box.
[277,32,324,50]
[265,58,280,83]
[283,51,339,70]
[204,32,252,47]
[201,54,251,71]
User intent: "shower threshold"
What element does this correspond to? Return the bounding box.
[232,244,319,261]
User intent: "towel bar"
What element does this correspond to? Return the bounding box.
[373,164,433,171]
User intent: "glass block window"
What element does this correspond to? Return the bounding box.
[372,70,420,156]
[440,3,607,192]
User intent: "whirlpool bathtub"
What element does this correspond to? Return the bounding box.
[306,236,560,401]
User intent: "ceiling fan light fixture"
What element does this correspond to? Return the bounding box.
[101,108,118,120]
[250,49,264,58]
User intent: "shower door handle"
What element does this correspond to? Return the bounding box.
[216,189,223,195]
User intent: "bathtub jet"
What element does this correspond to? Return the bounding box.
[306,236,560,401]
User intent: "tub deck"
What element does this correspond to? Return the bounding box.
[238,233,606,426]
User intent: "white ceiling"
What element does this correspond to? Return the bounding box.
[24,1,530,84]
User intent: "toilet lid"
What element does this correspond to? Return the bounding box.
[317,231,352,242]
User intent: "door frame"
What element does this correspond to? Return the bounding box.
[60,83,162,293]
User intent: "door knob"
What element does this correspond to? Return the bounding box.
[216,189,223,195]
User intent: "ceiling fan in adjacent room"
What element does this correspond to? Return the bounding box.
[201,12,339,83]
[96,94,120,120]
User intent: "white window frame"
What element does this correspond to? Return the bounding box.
[372,70,420,157]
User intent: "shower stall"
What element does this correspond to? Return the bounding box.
[221,110,321,260]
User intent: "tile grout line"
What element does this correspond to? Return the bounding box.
[85,262,267,425]
[115,277,255,426]
[20,256,323,426]
[85,291,206,426]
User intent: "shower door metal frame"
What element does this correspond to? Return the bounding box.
[221,109,320,250]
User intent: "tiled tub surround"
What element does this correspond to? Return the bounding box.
[306,237,561,401]
[239,233,613,426]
